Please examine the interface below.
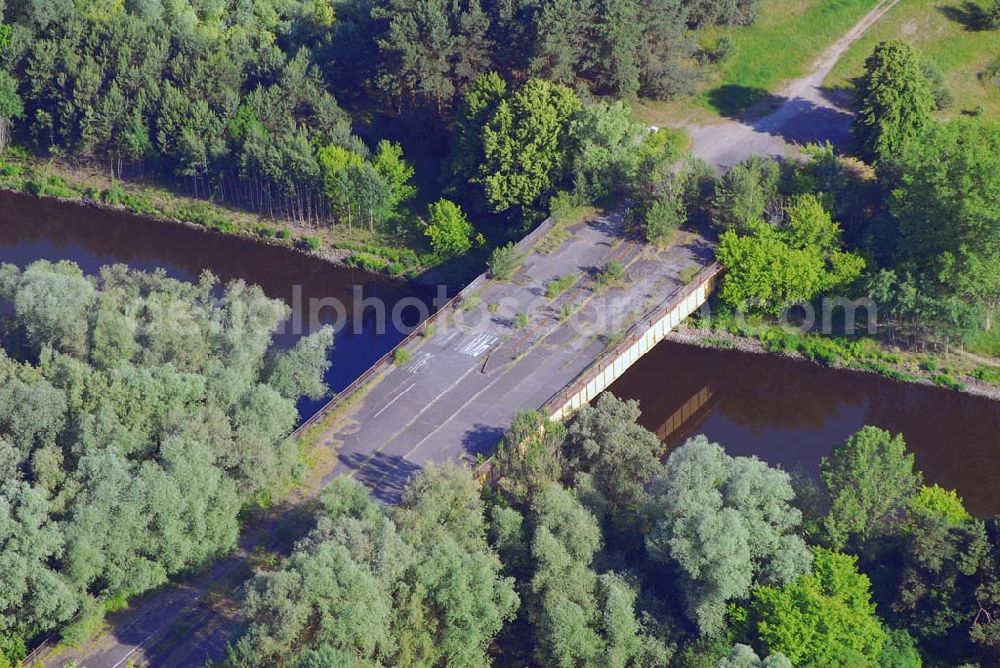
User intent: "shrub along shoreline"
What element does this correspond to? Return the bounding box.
[668,322,1000,401]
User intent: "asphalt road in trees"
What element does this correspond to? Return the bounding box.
[40,211,711,667]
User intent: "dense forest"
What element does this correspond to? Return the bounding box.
[0,0,755,232]
[226,395,1000,666]
[0,261,332,662]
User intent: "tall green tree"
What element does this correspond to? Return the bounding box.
[712,156,780,234]
[0,481,77,662]
[372,140,417,214]
[853,40,934,164]
[567,100,643,203]
[748,548,888,666]
[425,198,475,256]
[527,0,597,86]
[565,393,661,516]
[529,482,604,666]
[478,78,582,215]
[231,466,518,667]
[0,70,23,151]
[716,195,865,314]
[372,0,493,110]
[880,511,1000,662]
[890,120,1000,330]
[820,426,922,550]
[594,0,641,98]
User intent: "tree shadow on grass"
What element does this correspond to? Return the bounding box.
[938,2,994,30]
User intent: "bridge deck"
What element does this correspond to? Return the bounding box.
[324,210,713,502]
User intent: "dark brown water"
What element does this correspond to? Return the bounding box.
[0,191,433,417]
[606,341,1000,517]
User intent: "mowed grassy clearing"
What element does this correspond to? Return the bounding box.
[699,0,883,114]
[634,0,883,125]
[825,0,1000,117]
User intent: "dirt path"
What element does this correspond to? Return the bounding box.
[689,0,901,168]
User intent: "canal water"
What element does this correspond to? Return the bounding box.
[605,341,1000,517]
[5,192,999,514]
[0,191,430,418]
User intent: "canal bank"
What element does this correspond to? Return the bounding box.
[0,189,432,419]
[667,323,1000,402]
[0,150,440,279]
[603,339,1000,517]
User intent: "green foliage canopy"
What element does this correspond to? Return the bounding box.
[643,435,812,636]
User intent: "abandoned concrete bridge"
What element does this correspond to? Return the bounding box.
[310,211,720,502]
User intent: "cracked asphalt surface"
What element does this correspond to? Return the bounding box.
[327,213,712,503]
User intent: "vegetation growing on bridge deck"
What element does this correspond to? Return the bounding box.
[225,394,1000,666]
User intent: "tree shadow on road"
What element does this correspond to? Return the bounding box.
[338,451,421,503]
[585,215,625,241]
[679,236,717,265]
[704,84,856,153]
[461,422,507,461]
[705,84,786,121]
[752,97,855,150]
[817,84,855,110]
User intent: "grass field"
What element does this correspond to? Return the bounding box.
[634,0,884,125]
[700,0,884,114]
[825,0,1000,117]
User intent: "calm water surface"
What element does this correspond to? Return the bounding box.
[606,341,1000,516]
[0,191,431,418]
[6,192,999,511]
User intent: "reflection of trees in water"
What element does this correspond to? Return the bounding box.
[701,347,868,433]
[612,342,1000,516]
[608,343,869,435]
[862,381,1000,517]
[0,191,420,311]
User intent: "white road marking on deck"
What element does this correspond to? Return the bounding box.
[373,382,416,418]
[437,331,459,348]
[406,352,431,374]
[457,333,497,357]
[111,640,147,668]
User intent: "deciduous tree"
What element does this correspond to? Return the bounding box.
[748,549,887,666]
[820,426,922,549]
[425,198,475,256]
[643,436,812,636]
